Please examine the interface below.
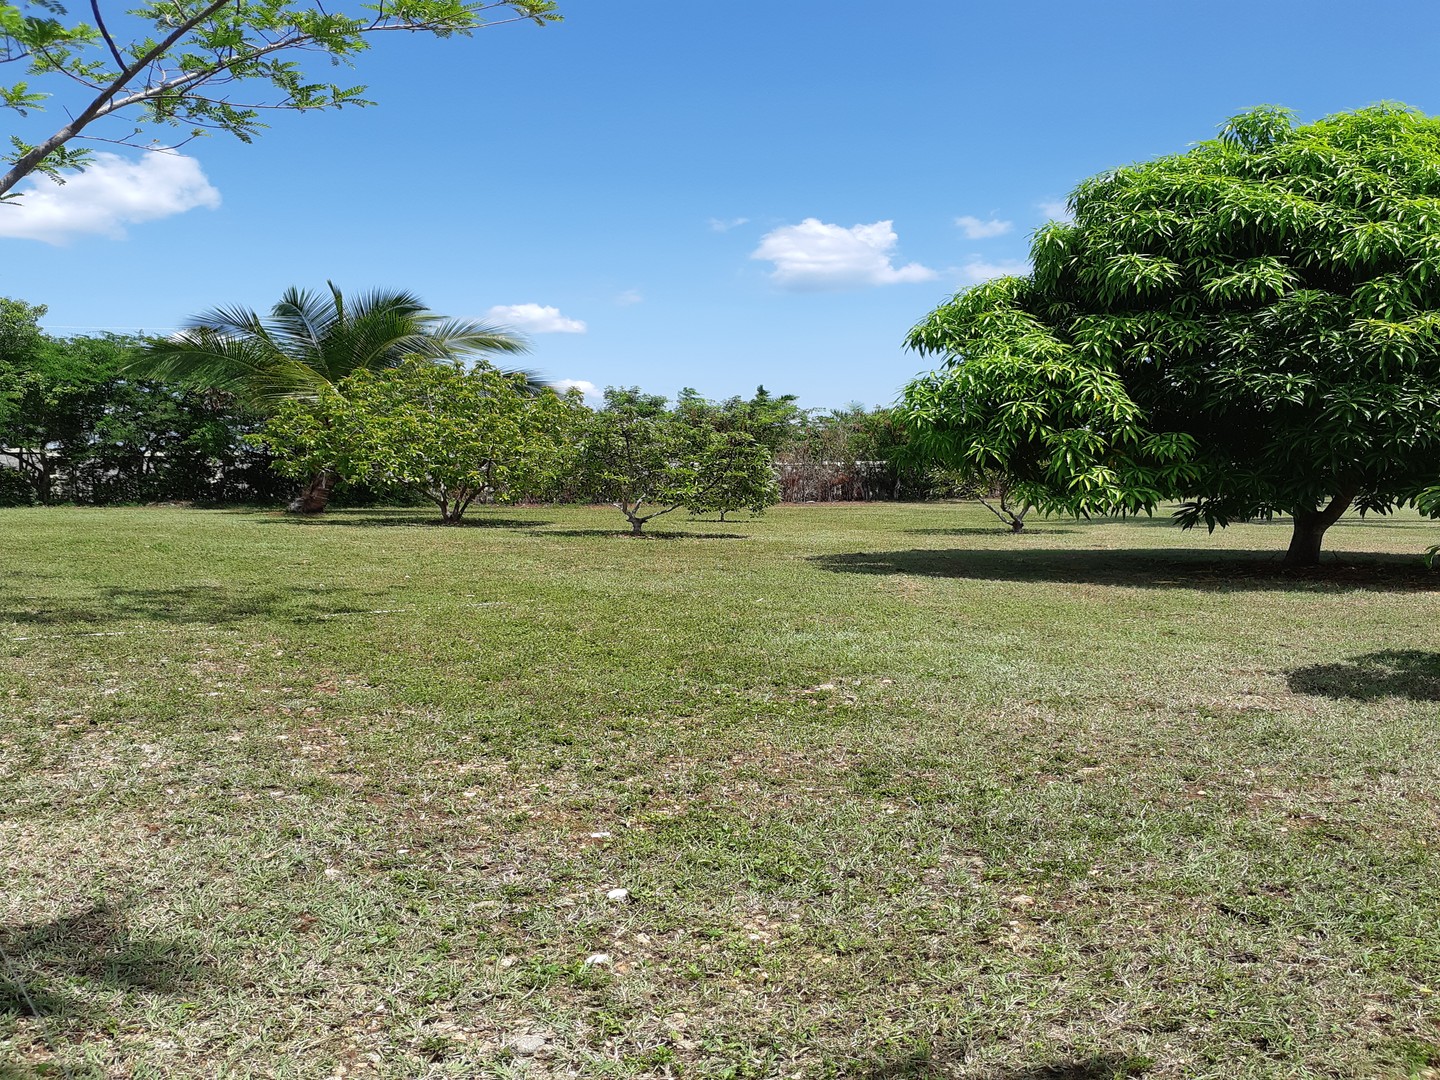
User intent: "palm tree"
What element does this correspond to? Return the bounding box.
[136,282,534,513]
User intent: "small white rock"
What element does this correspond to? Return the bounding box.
[583,952,612,967]
[511,1034,546,1056]
[606,888,630,902]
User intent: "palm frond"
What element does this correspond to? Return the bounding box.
[133,283,532,412]
[414,319,531,358]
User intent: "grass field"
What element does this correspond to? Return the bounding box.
[2,503,1439,1079]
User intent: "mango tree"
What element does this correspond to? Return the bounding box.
[903,105,1440,567]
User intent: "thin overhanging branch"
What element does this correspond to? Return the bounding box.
[0,0,232,195]
[72,128,202,150]
[94,30,315,116]
[3,0,560,199]
[94,15,462,121]
[89,0,128,69]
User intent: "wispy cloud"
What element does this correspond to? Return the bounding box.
[751,219,937,291]
[0,151,220,244]
[708,216,750,233]
[958,259,1031,285]
[955,215,1013,240]
[1038,199,1074,223]
[554,378,602,404]
[614,289,644,307]
[483,304,587,334]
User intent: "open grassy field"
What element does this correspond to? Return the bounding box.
[2,503,1439,1079]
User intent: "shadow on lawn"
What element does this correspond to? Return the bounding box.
[525,528,747,540]
[257,511,552,530]
[904,526,1079,537]
[851,1050,1151,1079]
[0,903,208,1018]
[810,548,1439,593]
[0,582,401,627]
[1289,650,1440,701]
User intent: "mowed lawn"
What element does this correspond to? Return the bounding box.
[2,503,1439,1079]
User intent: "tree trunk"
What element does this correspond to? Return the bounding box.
[1283,485,1358,568]
[629,517,645,535]
[34,460,52,505]
[287,468,338,514]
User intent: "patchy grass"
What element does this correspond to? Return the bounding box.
[1,502,1438,1079]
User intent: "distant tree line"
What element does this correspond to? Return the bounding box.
[0,298,286,507]
[0,293,962,515]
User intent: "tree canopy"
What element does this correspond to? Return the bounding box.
[575,387,780,534]
[903,104,1440,566]
[0,0,559,198]
[256,359,580,523]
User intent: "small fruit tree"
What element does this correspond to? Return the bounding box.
[576,387,779,535]
[256,359,581,523]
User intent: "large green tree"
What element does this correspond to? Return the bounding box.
[0,0,558,199]
[903,104,1440,567]
[136,282,529,512]
[255,359,580,524]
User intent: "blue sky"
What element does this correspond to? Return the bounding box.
[5,1,1440,409]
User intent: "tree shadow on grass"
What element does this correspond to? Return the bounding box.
[903,527,1078,537]
[809,548,1439,593]
[0,582,404,628]
[0,903,209,1019]
[988,1059,1153,1080]
[0,1065,107,1080]
[847,1049,1151,1079]
[256,511,551,530]
[1288,650,1440,701]
[524,528,747,540]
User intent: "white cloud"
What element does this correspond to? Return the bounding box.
[708,216,750,232]
[614,289,643,307]
[955,215,1013,239]
[0,151,220,245]
[1039,199,1074,223]
[751,218,937,291]
[554,379,602,404]
[958,259,1032,285]
[483,304,587,334]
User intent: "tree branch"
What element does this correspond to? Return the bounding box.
[3,0,544,196]
[1,0,232,195]
[89,0,126,70]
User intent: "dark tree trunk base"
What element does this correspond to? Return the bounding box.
[1284,519,1326,567]
[1283,486,1359,568]
[287,469,339,514]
